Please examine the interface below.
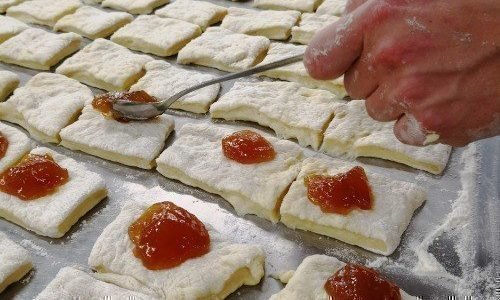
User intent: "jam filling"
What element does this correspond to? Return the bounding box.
[325,264,401,300]
[305,166,373,215]
[222,130,276,164]
[92,90,158,122]
[128,201,210,270]
[0,154,69,200]
[0,132,8,159]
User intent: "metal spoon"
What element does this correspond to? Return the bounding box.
[111,54,304,121]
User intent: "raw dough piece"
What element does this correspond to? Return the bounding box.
[88,195,265,299]
[177,27,270,72]
[221,7,300,40]
[130,60,220,114]
[56,38,153,91]
[280,158,426,255]
[0,0,24,14]
[111,15,201,57]
[257,42,346,97]
[270,255,415,299]
[59,104,174,169]
[0,73,92,143]
[0,15,29,43]
[0,28,81,71]
[0,147,107,238]
[6,0,82,27]
[321,100,452,174]
[0,232,32,293]
[253,0,323,13]
[156,123,303,222]
[0,122,31,173]
[316,0,347,16]
[291,13,339,44]
[54,6,133,40]
[0,70,19,101]
[101,0,170,14]
[155,0,227,30]
[36,267,152,300]
[210,80,340,149]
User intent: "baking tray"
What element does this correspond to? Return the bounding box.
[1,0,499,298]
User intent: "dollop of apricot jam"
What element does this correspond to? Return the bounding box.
[305,166,373,215]
[325,264,401,300]
[128,201,210,270]
[0,154,69,200]
[92,90,157,122]
[0,132,8,159]
[222,130,276,164]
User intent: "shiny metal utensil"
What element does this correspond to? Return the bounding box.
[111,54,304,121]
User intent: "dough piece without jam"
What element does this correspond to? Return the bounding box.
[59,104,174,169]
[257,42,346,97]
[88,196,265,299]
[291,13,340,45]
[36,267,152,300]
[177,27,270,72]
[270,255,415,299]
[0,28,81,71]
[54,6,133,40]
[0,71,19,101]
[221,7,300,40]
[0,15,29,44]
[253,0,323,13]
[321,100,452,174]
[0,0,24,14]
[316,0,347,16]
[0,73,92,143]
[0,147,107,238]
[6,0,82,27]
[56,39,153,91]
[0,122,31,173]
[111,15,201,57]
[130,60,220,114]
[0,232,33,293]
[210,80,341,150]
[280,158,426,255]
[156,123,303,222]
[101,0,170,14]
[155,0,227,30]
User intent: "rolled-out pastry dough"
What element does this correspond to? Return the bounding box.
[0,122,31,173]
[0,70,19,101]
[155,0,227,30]
[316,0,347,16]
[253,0,323,12]
[291,13,340,45]
[6,0,82,27]
[0,15,29,43]
[101,0,170,14]
[0,232,33,293]
[0,0,24,14]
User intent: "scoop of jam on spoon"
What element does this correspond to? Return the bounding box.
[93,90,160,122]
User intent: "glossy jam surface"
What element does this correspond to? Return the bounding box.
[0,132,8,159]
[305,166,373,215]
[222,130,276,164]
[0,154,69,200]
[128,201,210,270]
[325,264,401,300]
[92,90,157,122]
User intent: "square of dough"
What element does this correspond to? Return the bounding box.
[54,6,134,40]
[177,27,270,72]
[316,0,347,16]
[280,158,426,255]
[257,42,346,97]
[156,123,303,222]
[130,60,220,114]
[291,13,340,45]
[88,194,265,299]
[56,38,153,91]
[0,147,107,238]
[101,0,170,15]
[36,267,151,300]
[253,0,323,13]
[155,0,227,30]
[0,28,81,71]
[0,232,33,293]
[0,70,19,101]
[0,15,29,44]
[6,0,82,27]
[0,0,24,14]
[110,15,201,57]
[321,100,452,174]
[0,73,92,143]
[221,7,300,40]
[270,255,414,299]
[0,122,31,173]
[210,80,340,150]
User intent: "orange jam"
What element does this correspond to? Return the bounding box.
[0,132,8,159]
[222,130,276,164]
[325,264,401,300]
[0,154,69,200]
[92,90,157,122]
[305,166,373,215]
[128,201,210,270]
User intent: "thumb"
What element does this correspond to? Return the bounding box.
[394,114,440,146]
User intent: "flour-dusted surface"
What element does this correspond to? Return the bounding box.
[0,232,32,293]
[130,60,220,113]
[0,70,19,101]
[155,0,227,30]
[253,0,323,12]
[101,0,169,14]
[6,0,81,27]
[0,0,23,14]
[316,0,347,16]
[0,15,29,43]
[291,13,340,45]
[0,122,31,173]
